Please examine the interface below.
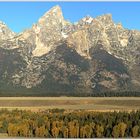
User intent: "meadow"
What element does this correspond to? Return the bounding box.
[0,97,139,111]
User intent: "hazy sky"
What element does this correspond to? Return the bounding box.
[0,2,139,33]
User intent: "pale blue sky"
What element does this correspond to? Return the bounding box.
[0,2,139,33]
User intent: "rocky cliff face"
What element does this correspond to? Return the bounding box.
[0,5,140,96]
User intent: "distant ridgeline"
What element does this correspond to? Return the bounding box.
[0,5,140,96]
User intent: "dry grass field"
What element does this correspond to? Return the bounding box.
[0,97,139,112]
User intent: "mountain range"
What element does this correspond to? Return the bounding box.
[0,5,140,96]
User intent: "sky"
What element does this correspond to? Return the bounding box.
[0,2,139,33]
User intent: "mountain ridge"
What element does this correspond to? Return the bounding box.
[0,5,140,96]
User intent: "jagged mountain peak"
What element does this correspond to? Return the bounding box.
[96,13,113,24]
[46,5,62,15]
[45,5,62,15]
[97,13,112,19]
[37,5,65,26]
[29,5,70,57]
[116,22,123,29]
[0,20,15,40]
[19,5,71,58]
[80,15,94,24]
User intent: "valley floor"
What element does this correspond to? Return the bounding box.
[0,97,139,112]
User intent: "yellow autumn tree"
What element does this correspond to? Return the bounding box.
[51,126,60,138]
[35,125,47,137]
[112,122,127,138]
[95,124,104,138]
[112,125,120,138]
[8,123,19,137]
[62,126,69,138]
[68,121,79,138]
[118,122,127,137]
[132,125,139,137]
[84,124,93,138]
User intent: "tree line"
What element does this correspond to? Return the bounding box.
[91,91,140,97]
[0,109,139,138]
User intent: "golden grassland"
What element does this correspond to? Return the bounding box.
[0,97,139,112]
